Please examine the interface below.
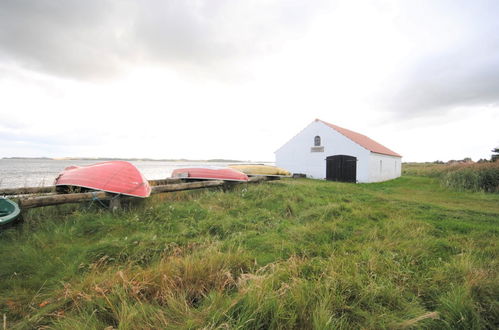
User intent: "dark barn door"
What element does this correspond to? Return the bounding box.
[326,155,357,182]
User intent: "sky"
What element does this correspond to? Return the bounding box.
[0,0,498,162]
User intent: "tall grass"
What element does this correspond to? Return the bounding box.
[441,163,499,193]
[404,162,499,193]
[1,177,498,329]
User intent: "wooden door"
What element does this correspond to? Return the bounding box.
[326,155,357,182]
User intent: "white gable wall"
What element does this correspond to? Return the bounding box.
[275,121,371,182]
[368,153,402,182]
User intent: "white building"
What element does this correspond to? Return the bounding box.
[275,119,402,183]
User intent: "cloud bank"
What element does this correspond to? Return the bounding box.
[1,0,498,161]
[378,0,499,116]
[0,0,328,80]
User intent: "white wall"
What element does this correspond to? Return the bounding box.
[275,120,371,182]
[368,153,402,182]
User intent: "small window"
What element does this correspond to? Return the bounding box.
[314,136,321,146]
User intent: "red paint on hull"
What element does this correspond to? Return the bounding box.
[171,167,249,182]
[54,161,151,198]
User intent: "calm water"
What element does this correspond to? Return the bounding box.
[0,159,254,188]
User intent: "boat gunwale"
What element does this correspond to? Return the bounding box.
[54,183,151,198]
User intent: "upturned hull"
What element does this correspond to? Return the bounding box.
[228,165,291,177]
[171,167,249,182]
[0,197,21,225]
[54,161,151,198]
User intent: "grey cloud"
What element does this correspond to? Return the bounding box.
[0,0,128,79]
[0,0,329,80]
[379,0,499,116]
[383,43,499,115]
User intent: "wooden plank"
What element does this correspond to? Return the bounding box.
[148,178,183,186]
[248,176,269,183]
[0,186,55,196]
[0,178,183,196]
[2,176,272,197]
[19,191,112,209]
[18,180,226,209]
[151,180,225,193]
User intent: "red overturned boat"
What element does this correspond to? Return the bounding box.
[171,167,249,182]
[54,161,151,198]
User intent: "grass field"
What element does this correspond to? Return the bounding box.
[1,173,498,329]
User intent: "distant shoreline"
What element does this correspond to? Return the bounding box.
[1,157,272,163]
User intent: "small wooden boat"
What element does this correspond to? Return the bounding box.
[54,161,151,198]
[228,164,292,177]
[171,167,249,182]
[0,197,21,226]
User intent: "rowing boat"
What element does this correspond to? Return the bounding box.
[171,167,249,182]
[0,197,21,225]
[228,164,291,177]
[54,161,151,198]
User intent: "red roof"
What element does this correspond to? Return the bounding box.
[317,119,401,157]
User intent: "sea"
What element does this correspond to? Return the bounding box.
[0,158,264,188]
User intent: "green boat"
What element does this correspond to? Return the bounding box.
[0,197,21,225]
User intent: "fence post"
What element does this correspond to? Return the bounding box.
[109,196,121,212]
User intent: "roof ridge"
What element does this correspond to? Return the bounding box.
[316,119,401,157]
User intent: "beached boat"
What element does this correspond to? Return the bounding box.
[54,161,151,198]
[0,197,21,226]
[228,164,292,177]
[171,167,249,182]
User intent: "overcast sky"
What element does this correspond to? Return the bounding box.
[1,0,498,162]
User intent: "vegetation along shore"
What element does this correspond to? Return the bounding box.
[1,163,498,329]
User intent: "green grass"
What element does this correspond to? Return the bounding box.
[1,174,498,329]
